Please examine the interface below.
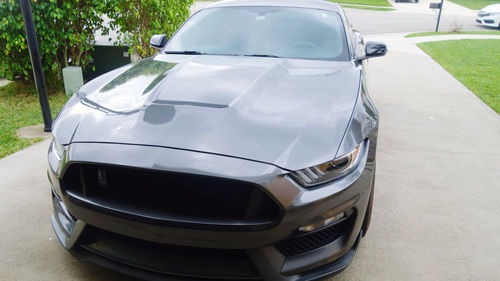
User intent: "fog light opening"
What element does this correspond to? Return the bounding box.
[299,211,346,232]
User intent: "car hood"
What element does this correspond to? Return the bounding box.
[481,4,500,13]
[54,55,360,171]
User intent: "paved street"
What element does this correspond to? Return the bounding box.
[345,8,490,35]
[345,8,494,35]
[2,1,500,281]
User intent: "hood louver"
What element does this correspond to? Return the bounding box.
[152,99,228,109]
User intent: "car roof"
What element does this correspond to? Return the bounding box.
[205,0,342,13]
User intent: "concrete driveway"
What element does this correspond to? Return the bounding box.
[333,34,500,280]
[0,138,136,281]
[2,7,500,281]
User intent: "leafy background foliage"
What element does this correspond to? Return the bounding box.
[0,0,192,89]
[108,0,193,59]
[0,0,110,89]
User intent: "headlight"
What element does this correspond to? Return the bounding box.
[291,142,364,188]
[51,137,66,160]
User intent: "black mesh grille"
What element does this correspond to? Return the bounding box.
[80,226,261,279]
[62,164,280,230]
[275,214,355,257]
[85,226,247,260]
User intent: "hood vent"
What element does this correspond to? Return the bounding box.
[152,99,228,109]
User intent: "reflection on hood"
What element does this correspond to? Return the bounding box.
[84,59,176,112]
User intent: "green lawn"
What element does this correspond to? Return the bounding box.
[0,82,69,158]
[418,39,500,114]
[406,30,500,37]
[448,0,500,10]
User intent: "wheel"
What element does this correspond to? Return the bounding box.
[361,166,375,237]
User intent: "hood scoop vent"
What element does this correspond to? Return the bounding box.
[152,99,228,109]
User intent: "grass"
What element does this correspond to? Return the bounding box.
[0,82,69,159]
[406,30,500,37]
[448,0,500,10]
[418,39,500,114]
[342,4,395,10]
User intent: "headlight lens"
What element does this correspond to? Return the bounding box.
[291,142,364,188]
[51,137,66,159]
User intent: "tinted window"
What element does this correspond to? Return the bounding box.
[165,7,349,61]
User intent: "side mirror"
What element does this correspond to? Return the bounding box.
[357,41,387,62]
[150,34,167,50]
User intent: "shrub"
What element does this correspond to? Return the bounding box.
[450,21,464,33]
[0,0,109,89]
[0,1,56,83]
[0,0,193,88]
[107,0,194,59]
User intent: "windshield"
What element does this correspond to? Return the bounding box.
[164,7,349,61]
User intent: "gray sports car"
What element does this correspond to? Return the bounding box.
[48,0,386,280]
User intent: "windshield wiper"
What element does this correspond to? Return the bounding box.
[164,50,206,55]
[163,51,280,58]
[243,54,280,58]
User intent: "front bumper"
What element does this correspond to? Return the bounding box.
[49,141,376,281]
[476,15,500,27]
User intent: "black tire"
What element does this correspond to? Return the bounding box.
[361,167,375,237]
